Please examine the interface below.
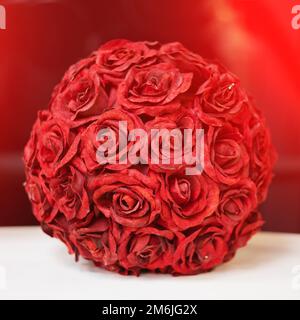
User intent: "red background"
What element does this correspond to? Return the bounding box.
[0,0,299,232]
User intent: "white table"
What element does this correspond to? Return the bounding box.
[0,226,299,300]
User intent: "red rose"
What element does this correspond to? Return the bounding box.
[205,124,249,185]
[159,42,207,68]
[49,54,97,107]
[159,42,211,92]
[216,179,257,225]
[42,165,90,221]
[41,213,75,254]
[225,211,264,262]
[117,63,193,116]
[173,218,229,275]
[25,174,58,223]
[96,39,158,80]
[90,169,161,228]
[247,117,276,203]
[118,227,174,275]
[35,117,80,177]
[81,109,144,172]
[24,110,51,175]
[251,167,273,205]
[232,210,264,249]
[70,214,120,269]
[51,54,96,99]
[145,110,201,173]
[160,171,219,230]
[196,71,247,126]
[51,65,108,126]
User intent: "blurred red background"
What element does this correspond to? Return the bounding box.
[0,0,299,232]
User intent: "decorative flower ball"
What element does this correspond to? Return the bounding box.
[24,40,276,275]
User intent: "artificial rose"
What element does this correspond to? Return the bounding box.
[117,63,193,116]
[96,39,158,79]
[81,109,144,172]
[51,54,96,100]
[160,171,219,230]
[216,179,257,225]
[196,71,247,126]
[70,214,120,269]
[232,210,264,249]
[159,42,206,68]
[225,211,264,263]
[247,117,276,203]
[24,110,51,176]
[35,117,80,177]
[41,213,75,254]
[43,165,90,221]
[205,124,249,185]
[145,110,201,173]
[118,227,174,275]
[90,169,161,228]
[24,174,58,223]
[51,65,108,125]
[173,218,229,274]
[251,166,273,205]
[159,42,211,92]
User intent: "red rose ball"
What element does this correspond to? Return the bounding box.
[24,40,276,275]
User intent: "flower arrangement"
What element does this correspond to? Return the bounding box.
[24,40,275,275]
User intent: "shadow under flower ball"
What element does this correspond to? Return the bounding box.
[24,39,276,275]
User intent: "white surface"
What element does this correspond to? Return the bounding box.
[0,226,300,300]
